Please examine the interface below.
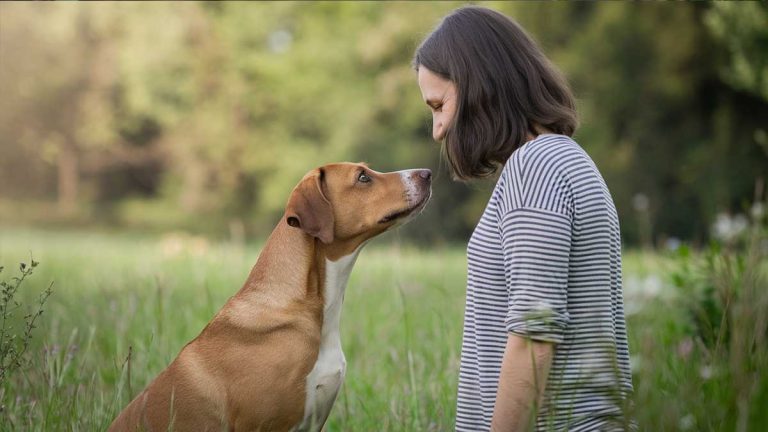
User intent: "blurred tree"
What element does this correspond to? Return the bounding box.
[705,2,768,103]
[0,2,765,246]
[0,4,166,217]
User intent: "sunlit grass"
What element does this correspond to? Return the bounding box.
[0,228,466,431]
[1,227,765,431]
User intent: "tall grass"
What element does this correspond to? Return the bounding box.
[0,229,464,431]
[628,201,768,431]
[0,226,765,431]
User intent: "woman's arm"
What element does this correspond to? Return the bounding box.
[490,334,554,432]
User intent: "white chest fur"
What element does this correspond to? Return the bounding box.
[294,249,361,431]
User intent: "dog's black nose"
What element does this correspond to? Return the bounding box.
[419,169,432,180]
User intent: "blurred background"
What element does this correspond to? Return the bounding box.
[1,3,768,431]
[1,1,766,246]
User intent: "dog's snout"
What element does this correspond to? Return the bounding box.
[408,169,431,183]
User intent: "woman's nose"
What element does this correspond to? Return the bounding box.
[433,120,443,141]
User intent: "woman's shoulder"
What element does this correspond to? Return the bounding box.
[494,134,588,214]
[504,133,585,177]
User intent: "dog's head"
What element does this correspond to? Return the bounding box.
[285,162,431,257]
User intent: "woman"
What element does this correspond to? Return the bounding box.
[414,6,634,432]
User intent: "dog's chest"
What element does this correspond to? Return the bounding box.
[298,325,346,430]
[295,253,359,431]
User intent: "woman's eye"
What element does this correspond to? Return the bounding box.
[358,172,372,183]
[428,103,443,113]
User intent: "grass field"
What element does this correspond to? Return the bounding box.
[0,227,765,431]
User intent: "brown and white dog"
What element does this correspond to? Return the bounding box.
[109,163,432,432]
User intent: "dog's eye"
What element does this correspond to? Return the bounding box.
[358,171,372,183]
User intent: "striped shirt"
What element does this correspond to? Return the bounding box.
[456,134,634,431]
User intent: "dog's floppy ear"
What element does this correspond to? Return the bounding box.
[285,168,334,244]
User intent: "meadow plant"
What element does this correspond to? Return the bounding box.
[0,260,52,386]
[671,197,768,430]
[0,259,53,420]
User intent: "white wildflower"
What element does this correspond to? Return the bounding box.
[632,193,649,212]
[679,414,695,430]
[711,212,748,242]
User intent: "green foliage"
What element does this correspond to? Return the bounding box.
[705,2,768,102]
[645,199,768,430]
[0,260,52,387]
[0,2,766,245]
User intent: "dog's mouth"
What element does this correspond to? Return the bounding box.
[378,193,431,224]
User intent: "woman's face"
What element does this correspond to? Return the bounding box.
[417,66,457,142]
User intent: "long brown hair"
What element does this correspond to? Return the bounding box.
[414,6,578,180]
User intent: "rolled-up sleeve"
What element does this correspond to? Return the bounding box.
[500,207,572,343]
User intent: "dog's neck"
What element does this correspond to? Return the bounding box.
[320,243,363,336]
[240,221,324,299]
[237,221,366,310]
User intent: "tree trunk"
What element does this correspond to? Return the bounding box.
[57,143,79,216]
